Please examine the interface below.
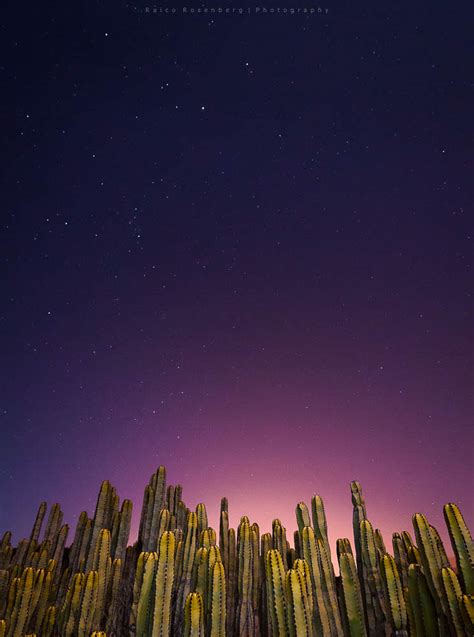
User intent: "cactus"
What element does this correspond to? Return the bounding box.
[406,563,438,637]
[209,559,226,636]
[184,592,205,637]
[412,512,448,624]
[265,549,287,637]
[0,467,473,637]
[237,518,255,636]
[174,512,198,632]
[339,551,367,637]
[459,594,474,634]
[359,519,388,634]
[444,503,474,595]
[29,503,47,544]
[7,566,34,637]
[296,503,311,534]
[286,567,313,637]
[152,531,175,637]
[441,567,465,636]
[379,553,408,636]
[300,526,331,636]
[78,570,99,637]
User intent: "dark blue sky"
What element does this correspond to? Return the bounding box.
[1,0,472,546]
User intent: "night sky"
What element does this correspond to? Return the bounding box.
[1,0,472,552]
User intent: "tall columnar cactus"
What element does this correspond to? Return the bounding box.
[7,566,34,637]
[226,527,237,636]
[184,592,205,637]
[379,553,408,636]
[29,503,47,544]
[265,549,287,637]
[192,546,208,599]
[58,571,84,634]
[1,467,474,637]
[105,557,122,634]
[196,504,209,536]
[86,481,113,571]
[113,499,133,560]
[412,512,448,623]
[350,482,376,635]
[140,466,167,551]
[293,560,313,620]
[406,563,439,637]
[296,503,311,534]
[272,520,288,571]
[209,559,226,637]
[338,551,367,637]
[78,570,99,637]
[359,519,388,634]
[206,545,223,609]
[237,518,255,636]
[130,551,151,633]
[43,504,63,546]
[392,533,409,590]
[91,528,111,626]
[443,503,474,595]
[311,495,332,563]
[300,526,331,636]
[175,512,198,631]
[137,552,158,636]
[152,531,175,637]
[40,606,57,636]
[441,567,465,637]
[459,594,474,635]
[286,567,313,637]
[220,498,230,577]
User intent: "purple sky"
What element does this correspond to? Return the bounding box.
[1,0,472,553]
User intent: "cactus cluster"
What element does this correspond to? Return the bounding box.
[0,467,472,636]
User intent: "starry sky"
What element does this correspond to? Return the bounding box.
[1,0,472,552]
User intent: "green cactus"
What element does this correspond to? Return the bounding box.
[113,499,133,560]
[406,563,439,637]
[286,567,313,637]
[29,503,47,544]
[184,592,205,637]
[441,567,465,637]
[237,518,255,636]
[380,553,408,636]
[141,466,167,551]
[300,526,331,636]
[226,527,237,636]
[175,512,198,631]
[412,512,448,621]
[459,594,474,635]
[209,559,226,636]
[359,519,388,633]
[265,549,287,637]
[78,570,99,637]
[338,551,367,637]
[152,531,175,637]
[59,571,84,635]
[2,466,474,637]
[40,606,56,636]
[196,504,208,536]
[296,503,311,534]
[137,552,158,636]
[7,566,35,637]
[443,503,474,595]
[91,528,111,626]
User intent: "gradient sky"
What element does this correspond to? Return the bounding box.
[1,0,472,554]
